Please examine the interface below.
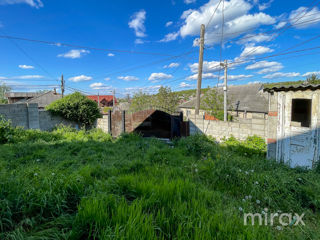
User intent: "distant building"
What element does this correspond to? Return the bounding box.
[87,95,116,107]
[179,83,268,119]
[5,92,43,104]
[5,91,62,109]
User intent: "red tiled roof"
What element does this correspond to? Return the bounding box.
[87,95,117,103]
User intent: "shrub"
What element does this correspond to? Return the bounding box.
[46,92,101,127]
[0,116,14,144]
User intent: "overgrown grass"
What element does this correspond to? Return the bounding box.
[0,123,320,239]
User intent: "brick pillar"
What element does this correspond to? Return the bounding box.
[122,110,126,133]
[108,110,112,135]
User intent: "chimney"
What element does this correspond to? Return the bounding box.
[53,88,57,94]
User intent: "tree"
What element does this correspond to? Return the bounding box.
[46,92,101,127]
[201,88,232,121]
[0,83,11,104]
[129,91,153,112]
[306,74,320,85]
[154,86,179,113]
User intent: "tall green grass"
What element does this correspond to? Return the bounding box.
[0,123,320,239]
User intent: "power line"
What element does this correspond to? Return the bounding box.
[206,0,223,29]
[0,34,176,57]
[238,0,320,59]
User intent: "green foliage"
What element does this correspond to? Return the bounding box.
[154,86,179,113]
[201,88,233,121]
[222,135,267,157]
[0,83,10,104]
[129,91,153,112]
[130,86,179,113]
[0,128,320,239]
[0,116,14,144]
[306,74,320,85]
[46,92,101,127]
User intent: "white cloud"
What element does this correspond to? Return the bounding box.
[248,81,262,84]
[289,7,320,29]
[58,49,90,59]
[275,21,286,29]
[246,60,280,70]
[148,72,173,82]
[165,21,173,27]
[186,72,218,80]
[104,77,111,81]
[164,62,180,68]
[90,82,112,90]
[178,0,275,45]
[189,60,222,73]
[160,32,179,42]
[257,65,283,74]
[135,39,144,44]
[18,64,34,69]
[245,60,283,73]
[240,43,273,57]
[124,85,161,94]
[179,82,194,88]
[108,53,115,57]
[258,0,273,11]
[302,71,320,77]
[118,76,139,81]
[16,75,43,79]
[68,75,92,82]
[0,0,43,8]
[129,9,147,37]
[237,33,274,44]
[220,74,253,81]
[263,72,300,79]
[184,0,196,4]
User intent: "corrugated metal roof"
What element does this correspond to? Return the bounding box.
[263,84,320,92]
[179,83,268,113]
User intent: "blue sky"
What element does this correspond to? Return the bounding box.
[0,0,320,97]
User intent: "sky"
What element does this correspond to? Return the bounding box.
[0,0,320,97]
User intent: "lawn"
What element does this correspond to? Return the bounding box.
[0,124,320,239]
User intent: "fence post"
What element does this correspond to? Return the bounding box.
[122,110,126,133]
[108,110,112,135]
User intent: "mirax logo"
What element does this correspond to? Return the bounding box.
[243,209,305,226]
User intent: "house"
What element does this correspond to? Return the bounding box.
[264,83,320,168]
[5,91,62,109]
[87,95,116,107]
[5,92,43,104]
[179,83,268,120]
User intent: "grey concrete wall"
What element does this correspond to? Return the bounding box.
[188,112,268,141]
[0,103,77,131]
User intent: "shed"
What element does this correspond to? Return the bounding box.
[264,84,320,168]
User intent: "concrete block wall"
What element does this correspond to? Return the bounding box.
[0,103,76,131]
[39,110,78,131]
[188,112,268,141]
[0,103,36,129]
[95,115,109,133]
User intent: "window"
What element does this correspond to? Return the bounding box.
[291,99,312,128]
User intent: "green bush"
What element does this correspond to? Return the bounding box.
[223,135,267,157]
[0,116,14,144]
[46,92,101,127]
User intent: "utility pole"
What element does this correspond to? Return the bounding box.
[113,89,115,107]
[61,74,65,97]
[195,24,205,115]
[220,60,228,122]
